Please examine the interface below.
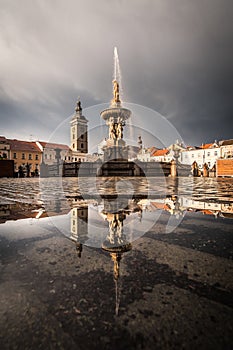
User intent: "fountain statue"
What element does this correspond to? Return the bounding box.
[112,79,120,104]
[99,47,132,166]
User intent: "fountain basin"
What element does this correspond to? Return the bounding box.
[101,107,131,122]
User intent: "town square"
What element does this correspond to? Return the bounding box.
[0,1,233,349]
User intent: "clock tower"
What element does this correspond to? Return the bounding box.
[70,100,88,154]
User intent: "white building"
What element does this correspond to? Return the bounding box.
[36,141,72,165]
[150,142,186,163]
[179,142,220,169]
[151,149,170,162]
[137,148,152,162]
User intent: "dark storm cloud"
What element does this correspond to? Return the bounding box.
[0,0,232,145]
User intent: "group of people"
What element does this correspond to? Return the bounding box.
[16,164,39,178]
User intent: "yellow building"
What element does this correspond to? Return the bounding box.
[7,139,42,175]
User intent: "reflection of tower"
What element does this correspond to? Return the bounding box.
[70,100,88,153]
[102,205,132,316]
[70,207,89,255]
[103,247,131,316]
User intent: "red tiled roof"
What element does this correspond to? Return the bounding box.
[150,202,164,210]
[149,146,159,156]
[38,141,70,150]
[7,139,42,152]
[200,143,213,149]
[201,209,215,215]
[151,149,168,157]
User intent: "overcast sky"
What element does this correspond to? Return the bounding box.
[0,0,233,148]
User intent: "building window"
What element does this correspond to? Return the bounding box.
[49,155,52,160]
[68,156,71,161]
[35,154,38,160]
[13,153,17,159]
[81,143,84,148]
[65,156,66,160]
[192,154,194,158]
[75,157,77,161]
[22,153,25,159]
[45,154,47,159]
[81,134,84,139]
[29,154,32,160]
[73,134,75,140]
[72,143,75,149]
[214,151,218,156]
[207,152,210,156]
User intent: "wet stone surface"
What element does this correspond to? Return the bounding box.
[0,177,232,349]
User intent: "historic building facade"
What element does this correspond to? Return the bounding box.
[179,142,220,169]
[0,136,10,159]
[70,100,88,162]
[219,139,233,159]
[36,141,72,165]
[7,139,42,175]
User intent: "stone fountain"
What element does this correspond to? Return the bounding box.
[99,81,135,176]
[100,79,131,162]
[98,49,135,176]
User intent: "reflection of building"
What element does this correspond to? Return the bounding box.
[0,202,70,223]
[0,204,10,221]
[70,207,88,244]
[148,196,233,218]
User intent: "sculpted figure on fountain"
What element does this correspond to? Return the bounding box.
[112,79,120,104]
[108,117,116,140]
[117,122,123,139]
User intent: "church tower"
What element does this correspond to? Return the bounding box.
[70,100,88,154]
